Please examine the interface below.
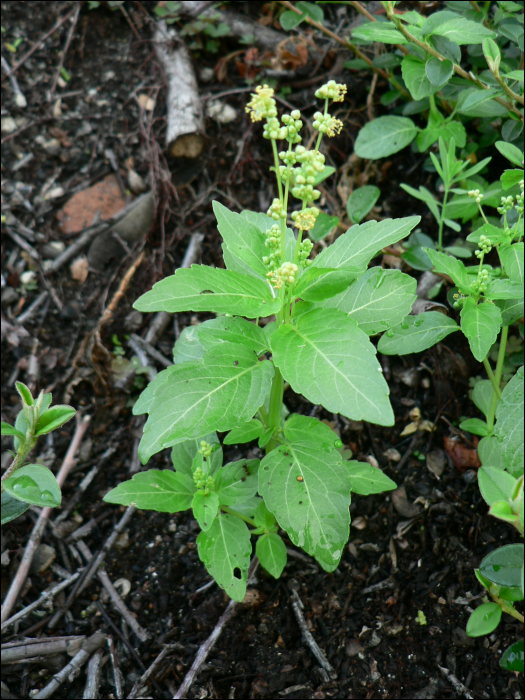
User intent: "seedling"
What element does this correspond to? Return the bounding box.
[104,82,422,602]
[1,382,76,524]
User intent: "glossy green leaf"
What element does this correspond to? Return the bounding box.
[254,500,278,531]
[134,265,281,319]
[197,316,270,355]
[472,379,498,420]
[488,500,519,524]
[283,414,340,451]
[1,421,25,438]
[214,459,259,506]
[15,381,33,406]
[351,22,409,44]
[322,268,417,336]
[35,405,76,436]
[192,491,219,531]
[459,418,489,436]
[271,308,394,426]
[224,419,264,445]
[293,267,360,302]
[213,202,268,279]
[460,298,502,362]
[104,469,195,511]
[422,11,496,44]
[196,513,252,602]
[495,140,524,167]
[500,169,524,190]
[346,461,397,495]
[346,186,381,224]
[355,116,418,159]
[171,433,222,477]
[466,602,502,637]
[486,279,524,300]
[313,165,336,186]
[478,467,517,506]
[173,325,205,364]
[478,435,506,470]
[136,343,274,463]
[401,246,434,271]
[402,56,439,100]
[3,464,61,508]
[256,533,287,578]
[479,543,524,587]
[311,217,420,271]
[309,213,339,242]
[500,639,524,673]
[259,441,350,571]
[495,366,524,477]
[425,248,471,290]
[425,57,453,86]
[378,312,460,355]
[1,491,31,525]
[457,89,507,118]
[279,10,304,30]
[500,243,524,284]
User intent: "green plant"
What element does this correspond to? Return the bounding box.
[379,142,524,671]
[1,383,76,524]
[350,0,524,160]
[104,82,423,601]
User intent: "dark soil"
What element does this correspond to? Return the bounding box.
[1,2,523,699]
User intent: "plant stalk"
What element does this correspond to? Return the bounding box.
[486,326,509,433]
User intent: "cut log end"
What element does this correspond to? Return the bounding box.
[168,132,206,160]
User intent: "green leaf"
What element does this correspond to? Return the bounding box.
[500,639,524,673]
[173,325,206,364]
[352,22,410,44]
[311,217,420,271]
[425,248,471,290]
[488,499,519,524]
[1,421,25,438]
[500,243,524,284]
[256,533,287,578]
[429,34,461,62]
[15,381,33,406]
[224,419,264,445]
[271,308,394,426]
[313,165,336,186]
[354,117,418,159]
[466,602,502,637]
[254,500,278,530]
[495,366,524,477]
[296,1,323,23]
[322,268,417,336]
[213,202,268,279]
[402,56,440,100]
[35,405,76,436]
[259,442,350,571]
[283,414,340,451]
[1,491,31,525]
[495,140,524,167]
[134,265,281,319]
[467,223,509,246]
[197,316,270,355]
[346,461,397,495]
[472,379,498,420]
[456,88,507,117]
[479,543,524,587]
[459,418,489,436]
[401,246,434,271]
[137,343,274,462]
[192,491,219,531]
[346,186,381,224]
[425,57,454,86]
[171,433,222,477]
[3,464,61,508]
[495,298,524,326]
[378,312,460,355]
[422,11,496,44]
[460,299,503,362]
[478,467,517,506]
[293,267,360,302]
[478,435,506,470]
[214,459,259,506]
[501,169,524,190]
[104,469,195,511]
[309,213,339,242]
[280,10,304,31]
[196,513,251,602]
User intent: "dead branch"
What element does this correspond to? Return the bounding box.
[97,569,149,643]
[290,589,337,680]
[1,636,84,664]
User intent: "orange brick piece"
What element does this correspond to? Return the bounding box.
[57,174,127,234]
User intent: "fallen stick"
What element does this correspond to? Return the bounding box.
[173,557,259,699]
[1,571,80,633]
[97,569,149,643]
[437,665,474,699]
[127,643,185,699]
[33,631,106,700]
[1,635,84,664]
[1,414,91,624]
[290,589,337,680]
[107,635,124,700]
[83,648,104,700]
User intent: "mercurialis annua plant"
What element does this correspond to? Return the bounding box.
[104,82,422,601]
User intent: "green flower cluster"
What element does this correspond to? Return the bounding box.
[198,440,213,458]
[267,262,298,290]
[297,238,314,267]
[193,467,215,494]
[262,223,282,272]
[498,194,515,214]
[471,268,490,295]
[468,188,484,204]
[291,148,325,203]
[475,235,493,259]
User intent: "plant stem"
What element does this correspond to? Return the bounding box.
[266,367,284,454]
[220,505,257,529]
[483,357,503,400]
[486,325,509,433]
[438,187,449,252]
[491,593,525,623]
[0,435,38,490]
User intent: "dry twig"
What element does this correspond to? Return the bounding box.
[290,589,337,680]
